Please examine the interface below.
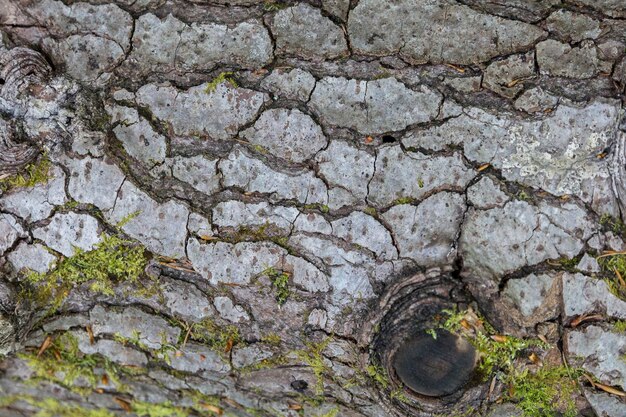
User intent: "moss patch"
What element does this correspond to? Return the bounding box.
[23,234,149,312]
[0,155,51,192]
[204,72,237,94]
[18,332,126,395]
[5,397,115,417]
[596,253,626,300]
[263,267,291,305]
[295,338,332,395]
[189,318,241,354]
[433,308,583,417]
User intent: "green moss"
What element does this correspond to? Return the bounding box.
[295,338,332,395]
[240,354,288,372]
[19,332,124,395]
[596,253,626,300]
[614,320,626,332]
[517,190,530,201]
[366,363,389,389]
[261,332,282,346]
[363,207,377,217]
[24,234,148,312]
[435,308,581,417]
[252,144,268,154]
[113,330,149,351]
[390,388,411,404]
[557,255,582,272]
[0,155,51,192]
[302,203,330,214]
[263,0,288,11]
[132,400,188,417]
[600,214,626,236]
[438,308,546,378]
[417,178,424,188]
[263,267,290,305]
[392,197,414,205]
[315,408,339,417]
[508,366,584,417]
[20,397,115,417]
[189,318,241,353]
[204,72,237,94]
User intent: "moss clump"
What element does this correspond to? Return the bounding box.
[596,253,626,300]
[260,332,282,346]
[614,320,626,332]
[18,332,125,395]
[263,0,288,11]
[517,190,530,201]
[204,72,237,94]
[392,196,414,205]
[3,397,115,417]
[435,308,582,417]
[366,363,389,389]
[131,401,188,417]
[363,206,377,217]
[295,338,332,395]
[189,318,241,353]
[24,234,148,312]
[600,214,626,236]
[263,267,290,305]
[509,366,584,417]
[0,155,51,192]
[315,408,339,417]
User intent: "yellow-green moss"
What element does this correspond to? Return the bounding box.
[132,400,188,417]
[0,155,51,192]
[435,308,582,417]
[295,338,332,395]
[204,72,237,94]
[614,320,626,332]
[260,332,282,346]
[189,318,241,353]
[392,196,414,205]
[365,363,389,389]
[23,234,148,312]
[263,267,290,305]
[596,253,626,300]
[18,332,125,395]
[14,397,115,417]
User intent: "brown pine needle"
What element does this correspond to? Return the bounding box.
[37,336,53,357]
[86,325,95,345]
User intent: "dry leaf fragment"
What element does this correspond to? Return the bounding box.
[477,163,490,171]
[113,397,132,412]
[571,314,603,328]
[537,334,549,345]
[37,335,53,357]
[102,373,109,386]
[595,381,626,397]
[86,325,95,345]
[365,136,374,144]
[445,63,465,73]
[94,388,104,394]
[528,352,541,364]
[198,403,223,414]
[491,335,508,343]
[288,403,303,410]
[224,338,234,353]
